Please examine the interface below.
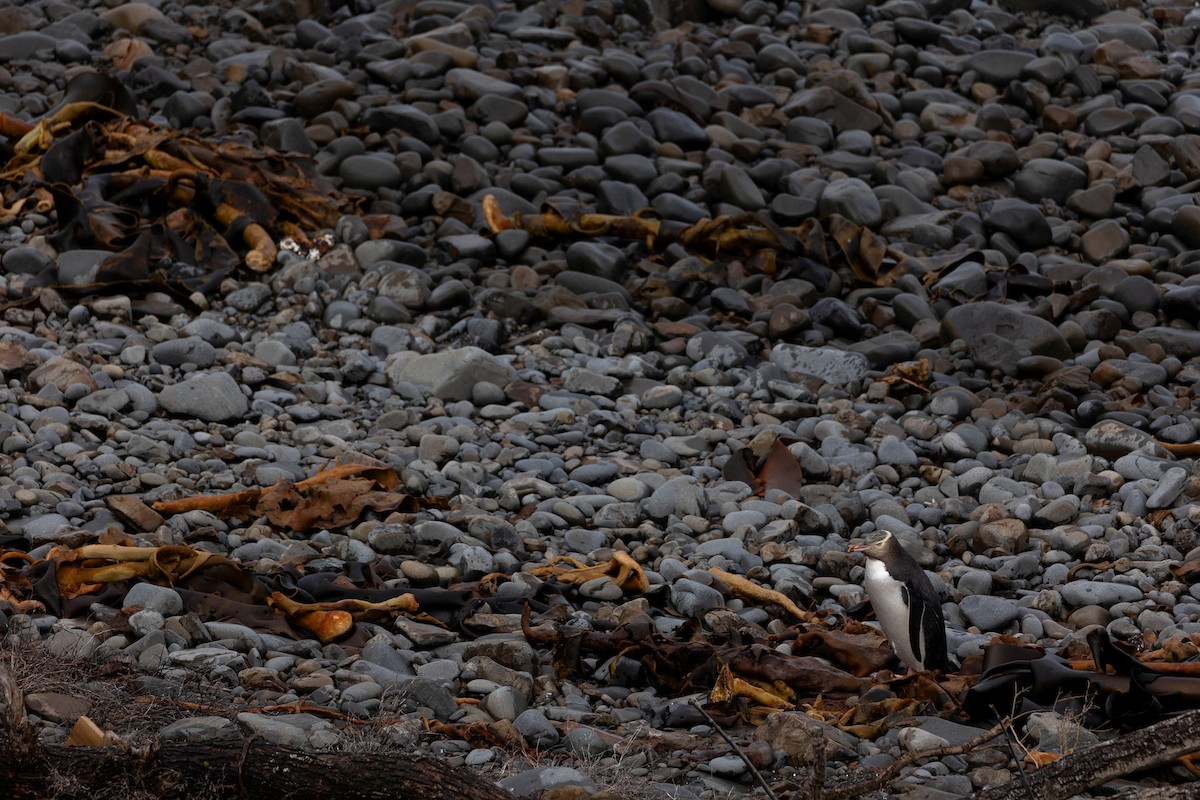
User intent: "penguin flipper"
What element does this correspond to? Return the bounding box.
[900,583,926,668]
[908,577,950,672]
[920,596,949,671]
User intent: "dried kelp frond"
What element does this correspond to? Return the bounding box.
[721,437,805,498]
[521,602,866,711]
[707,567,814,623]
[482,197,1107,309]
[0,99,352,295]
[529,551,649,593]
[827,213,894,285]
[424,719,526,751]
[1157,440,1200,458]
[47,543,229,599]
[266,592,419,644]
[710,660,794,709]
[791,628,896,677]
[0,539,439,645]
[880,358,931,394]
[0,551,43,614]
[483,194,830,272]
[152,462,444,533]
[964,628,1200,728]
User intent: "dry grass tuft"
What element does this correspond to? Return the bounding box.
[484,723,683,800]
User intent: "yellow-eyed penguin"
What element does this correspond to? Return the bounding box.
[849,530,950,674]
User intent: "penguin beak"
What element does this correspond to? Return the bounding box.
[847,542,869,552]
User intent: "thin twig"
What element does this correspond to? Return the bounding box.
[823,723,1004,800]
[134,696,407,726]
[993,706,1038,800]
[978,709,1200,800]
[689,699,779,800]
[0,659,40,763]
[0,661,26,731]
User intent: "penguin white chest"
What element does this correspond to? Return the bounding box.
[863,558,923,671]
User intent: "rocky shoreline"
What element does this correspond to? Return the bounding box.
[2,0,1200,798]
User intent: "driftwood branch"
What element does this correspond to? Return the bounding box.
[978,709,1200,800]
[0,663,511,800]
[822,723,1003,800]
[1113,787,1200,800]
[0,740,516,800]
[690,699,779,800]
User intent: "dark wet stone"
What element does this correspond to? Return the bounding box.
[340,155,402,190]
[55,39,91,63]
[446,68,522,101]
[1139,327,1200,358]
[357,240,426,271]
[1090,23,1159,51]
[151,338,217,368]
[717,165,765,210]
[555,271,631,303]
[959,141,1019,178]
[710,287,751,316]
[966,50,1036,85]
[810,298,864,338]
[366,58,414,88]
[160,372,249,422]
[1080,220,1130,263]
[443,234,495,262]
[1085,108,1136,137]
[1066,184,1116,218]
[0,31,57,60]
[140,17,190,45]
[848,332,921,369]
[1163,286,1200,322]
[1022,56,1067,86]
[263,118,316,155]
[575,89,643,117]
[892,293,936,327]
[1000,0,1105,18]
[646,109,708,151]
[895,19,953,46]
[653,193,710,223]
[472,95,528,127]
[771,194,816,224]
[604,154,657,187]
[566,242,627,283]
[295,18,332,47]
[597,181,649,215]
[57,250,109,286]
[1014,159,1087,205]
[363,105,441,144]
[1172,136,1200,179]
[1172,206,1200,247]
[983,198,1052,250]
[450,157,489,195]
[1169,96,1200,133]
[3,246,53,275]
[1113,276,1159,315]
[943,302,1072,375]
[294,79,357,118]
[786,118,834,148]
[757,43,803,73]
[819,178,882,227]
[934,262,987,301]
[537,148,599,168]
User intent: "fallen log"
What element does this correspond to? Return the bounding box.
[1113,787,1200,800]
[0,663,511,800]
[977,708,1200,800]
[0,740,515,800]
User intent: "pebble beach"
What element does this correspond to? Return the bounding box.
[2,0,1200,797]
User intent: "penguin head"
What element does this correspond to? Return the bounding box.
[848,529,894,559]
